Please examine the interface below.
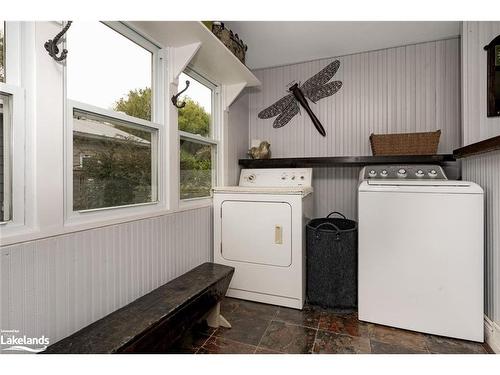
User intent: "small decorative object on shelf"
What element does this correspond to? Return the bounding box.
[248,140,271,160]
[211,21,247,64]
[484,35,500,117]
[369,130,441,156]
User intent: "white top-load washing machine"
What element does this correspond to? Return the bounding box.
[358,165,484,341]
[213,168,313,309]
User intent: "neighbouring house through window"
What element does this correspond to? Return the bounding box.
[72,109,154,211]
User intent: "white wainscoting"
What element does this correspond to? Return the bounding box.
[0,206,213,347]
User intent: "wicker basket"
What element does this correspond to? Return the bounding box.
[211,22,247,64]
[369,130,441,156]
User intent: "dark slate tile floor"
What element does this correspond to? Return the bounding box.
[168,297,493,354]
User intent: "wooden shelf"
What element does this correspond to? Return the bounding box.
[130,21,260,88]
[453,135,500,159]
[239,155,456,168]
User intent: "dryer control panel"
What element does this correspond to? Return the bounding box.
[360,165,447,180]
[239,168,313,187]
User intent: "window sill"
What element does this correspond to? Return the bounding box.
[0,201,213,247]
[179,196,213,210]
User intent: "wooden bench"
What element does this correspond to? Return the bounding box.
[43,262,234,353]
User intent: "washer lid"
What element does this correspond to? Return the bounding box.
[213,186,313,196]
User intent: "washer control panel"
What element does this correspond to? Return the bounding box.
[361,165,447,180]
[239,168,313,187]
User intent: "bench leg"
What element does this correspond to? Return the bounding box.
[206,302,232,329]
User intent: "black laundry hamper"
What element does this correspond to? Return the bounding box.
[306,212,358,309]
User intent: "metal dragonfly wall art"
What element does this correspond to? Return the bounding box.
[258,60,343,137]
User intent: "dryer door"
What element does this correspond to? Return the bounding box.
[221,200,292,267]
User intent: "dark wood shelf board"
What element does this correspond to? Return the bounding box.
[239,154,456,168]
[453,135,500,159]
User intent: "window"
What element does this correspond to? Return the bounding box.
[66,22,161,214]
[0,21,5,83]
[0,22,25,229]
[178,70,218,200]
[0,92,11,222]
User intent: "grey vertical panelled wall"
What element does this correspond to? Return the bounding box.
[462,152,500,325]
[461,21,500,338]
[0,207,212,346]
[462,22,500,145]
[227,93,250,186]
[248,38,461,219]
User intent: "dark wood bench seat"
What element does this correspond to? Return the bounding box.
[43,262,234,353]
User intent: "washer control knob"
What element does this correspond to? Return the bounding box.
[397,168,407,176]
[429,169,438,177]
[300,175,305,180]
[368,170,377,178]
[281,176,286,180]
[247,174,256,182]
[416,170,424,177]
[380,170,388,177]
[291,176,296,180]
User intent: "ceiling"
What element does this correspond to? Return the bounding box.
[224,21,461,70]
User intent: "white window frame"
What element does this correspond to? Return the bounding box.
[64,21,166,226]
[0,84,24,226]
[178,67,220,207]
[0,21,30,237]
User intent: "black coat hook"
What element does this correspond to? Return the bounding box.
[171,80,190,109]
[45,21,72,62]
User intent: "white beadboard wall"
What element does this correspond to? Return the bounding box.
[248,38,461,218]
[227,92,250,186]
[0,207,212,345]
[462,151,500,325]
[460,22,500,346]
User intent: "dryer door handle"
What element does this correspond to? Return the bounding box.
[275,225,283,244]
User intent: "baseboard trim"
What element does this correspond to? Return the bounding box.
[484,315,500,353]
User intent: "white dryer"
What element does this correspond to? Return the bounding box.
[358,165,484,341]
[213,168,313,309]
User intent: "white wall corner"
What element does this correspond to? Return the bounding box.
[484,316,500,353]
[169,42,201,82]
[223,82,246,110]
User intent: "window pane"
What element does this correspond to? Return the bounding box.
[73,109,156,211]
[178,72,212,137]
[0,93,11,221]
[0,22,5,83]
[67,22,152,121]
[180,139,213,199]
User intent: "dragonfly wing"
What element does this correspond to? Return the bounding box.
[258,94,294,119]
[301,60,341,92]
[303,81,342,104]
[273,100,300,128]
